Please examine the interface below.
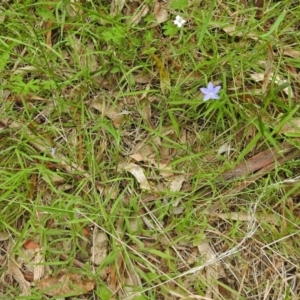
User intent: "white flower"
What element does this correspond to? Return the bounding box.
[173,15,186,28]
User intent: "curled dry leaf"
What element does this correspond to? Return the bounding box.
[90,232,109,266]
[169,174,186,193]
[153,1,168,24]
[130,143,174,178]
[13,65,38,75]
[168,174,186,207]
[89,99,124,128]
[122,162,151,190]
[38,273,95,296]
[110,0,126,16]
[8,259,31,296]
[66,0,83,18]
[130,4,149,25]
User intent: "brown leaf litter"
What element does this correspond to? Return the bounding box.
[38,272,95,297]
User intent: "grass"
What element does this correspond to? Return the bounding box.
[1,0,300,299]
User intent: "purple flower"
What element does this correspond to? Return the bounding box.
[200,82,221,101]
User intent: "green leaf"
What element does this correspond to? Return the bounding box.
[163,21,178,37]
[0,52,9,71]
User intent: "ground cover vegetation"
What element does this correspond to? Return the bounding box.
[1,0,300,299]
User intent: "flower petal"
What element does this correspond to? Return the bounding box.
[207,82,214,91]
[200,87,209,94]
[203,94,211,101]
[174,16,186,28]
[213,85,221,93]
[211,94,220,99]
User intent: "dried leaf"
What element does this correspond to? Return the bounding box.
[0,232,9,241]
[90,99,124,128]
[90,232,109,266]
[262,44,274,93]
[169,174,185,192]
[110,0,126,16]
[121,162,151,190]
[133,71,152,83]
[0,9,6,24]
[13,65,38,75]
[138,98,153,128]
[283,47,300,59]
[217,143,235,155]
[141,214,155,230]
[24,240,40,250]
[131,143,155,161]
[123,268,143,300]
[151,53,171,95]
[8,259,31,295]
[107,254,124,293]
[38,273,95,296]
[172,206,185,215]
[33,248,45,281]
[168,174,186,206]
[159,164,174,179]
[197,240,225,299]
[222,25,258,39]
[250,72,293,97]
[42,172,66,185]
[130,144,173,179]
[66,0,82,17]
[130,4,149,25]
[280,118,300,137]
[45,21,53,47]
[213,212,280,224]
[153,2,168,24]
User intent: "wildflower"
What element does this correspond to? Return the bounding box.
[200,82,221,101]
[174,15,186,28]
